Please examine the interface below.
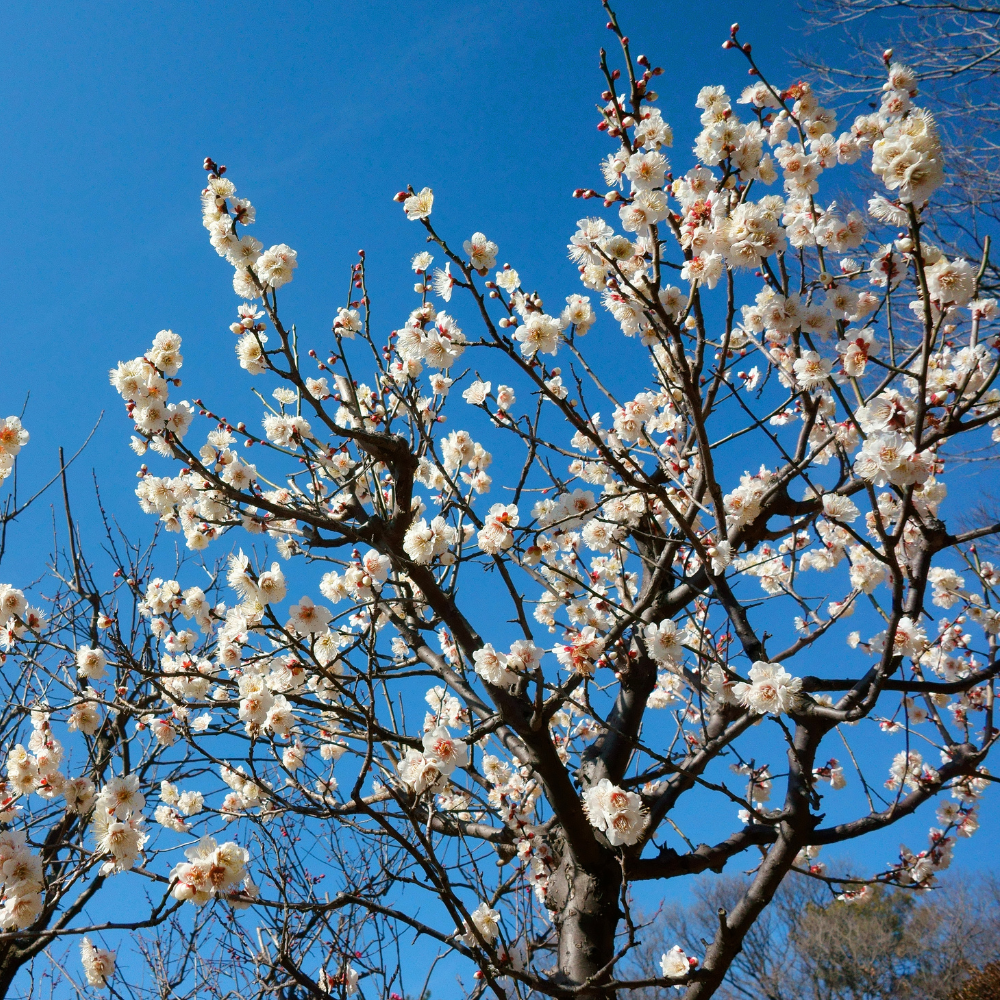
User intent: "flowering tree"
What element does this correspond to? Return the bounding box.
[800,0,1000,292]
[0,437,236,995]
[5,3,1000,998]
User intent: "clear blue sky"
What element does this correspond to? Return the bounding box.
[2,0,813,540]
[2,0,995,985]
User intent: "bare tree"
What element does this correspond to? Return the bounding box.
[4,2,1000,998]
[628,872,1000,999]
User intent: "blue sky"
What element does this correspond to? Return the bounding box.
[3,0,810,545]
[3,0,997,989]
[1,0,872,585]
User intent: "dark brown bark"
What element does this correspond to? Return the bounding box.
[548,856,623,997]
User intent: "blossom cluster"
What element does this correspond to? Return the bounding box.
[582,778,647,847]
[168,835,254,906]
[0,830,44,930]
[79,938,115,990]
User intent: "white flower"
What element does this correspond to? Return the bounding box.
[872,616,927,658]
[464,901,501,945]
[96,773,146,820]
[429,373,453,396]
[837,327,878,377]
[477,503,518,555]
[431,263,455,301]
[707,540,732,575]
[403,187,434,220]
[76,646,107,680]
[421,726,468,775]
[169,836,249,906]
[733,661,802,715]
[681,252,724,289]
[644,619,683,665]
[80,938,116,989]
[256,244,297,289]
[411,251,433,273]
[462,380,491,405]
[660,945,691,979]
[886,750,932,791]
[554,626,605,676]
[93,812,147,871]
[334,307,362,338]
[177,790,204,816]
[221,458,258,490]
[496,384,516,409]
[793,350,833,390]
[822,493,860,523]
[397,750,445,794]
[257,563,287,604]
[473,644,517,690]
[582,778,646,846]
[0,417,30,473]
[286,596,333,634]
[513,312,562,357]
[345,965,359,995]
[926,256,975,307]
[853,432,930,488]
[561,294,596,334]
[625,150,668,190]
[463,232,498,272]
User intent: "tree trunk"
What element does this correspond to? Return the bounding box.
[0,948,23,999]
[550,856,622,997]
